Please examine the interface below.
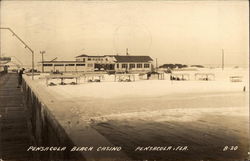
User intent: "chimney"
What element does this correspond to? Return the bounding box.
[126,48,129,56]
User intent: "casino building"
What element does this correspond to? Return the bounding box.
[41,54,153,73]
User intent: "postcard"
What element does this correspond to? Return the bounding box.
[0,1,249,161]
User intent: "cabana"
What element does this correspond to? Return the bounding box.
[147,71,165,80]
[114,74,136,82]
[83,73,105,82]
[229,76,243,82]
[171,73,190,81]
[45,75,80,86]
[195,73,215,81]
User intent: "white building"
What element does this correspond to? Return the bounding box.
[41,54,153,73]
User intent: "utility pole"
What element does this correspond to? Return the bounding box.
[0,27,35,80]
[156,58,158,72]
[222,49,224,71]
[40,51,45,73]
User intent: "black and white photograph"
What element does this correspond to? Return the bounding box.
[0,0,249,161]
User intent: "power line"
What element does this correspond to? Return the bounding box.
[0,27,35,80]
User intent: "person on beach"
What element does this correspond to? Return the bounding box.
[17,68,25,88]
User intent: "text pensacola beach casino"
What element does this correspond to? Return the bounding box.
[27,146,189,152]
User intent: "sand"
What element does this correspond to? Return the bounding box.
[34,67,248,100]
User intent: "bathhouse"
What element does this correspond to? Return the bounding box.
[40,54,153,73]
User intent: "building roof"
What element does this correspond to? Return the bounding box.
[41,61,84,63]
[76,54,153,62]
[75,54,88,58]
[47,55,153,63]
[0,57,11,61]
[113,55,153,62]
[76,54,104,58]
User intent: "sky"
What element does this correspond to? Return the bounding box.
[0,0,249,67]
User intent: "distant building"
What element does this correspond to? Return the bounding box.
[41,61,86,73]
[0,57,11,73]
[112,55,153,73]
[41,54,153,73]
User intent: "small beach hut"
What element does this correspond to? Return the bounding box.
[194,73,215,81]
[147,71,165,80]
[229,76,243,82]
[170,73,190,81]
[114,73,136,82]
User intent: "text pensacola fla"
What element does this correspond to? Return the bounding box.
[26,146,189,152]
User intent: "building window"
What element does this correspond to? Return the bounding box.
[82,58,85,62]
[66,64,75,66]
[137,64,142,68]
[129,64,135,68]
[54,64,64,66]
[43,64,53,66]
[144,64,150,68]
[76,64,85,66]
[88,58,91,61]
[122,64,128,68]
[116,64,119,68]
[87,64,93,67]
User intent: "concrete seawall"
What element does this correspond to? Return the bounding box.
[22,75,129,161]
[22,76,84,161]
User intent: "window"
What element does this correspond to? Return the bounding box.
[82,58,85,62]
[87,64,93,67]
[137,64,142,68]
[122,64,128,68]
[116,64,119,68]
[88,58,91,61]
[76,64,85,66]
[43,64,53,66]
[129,64,135,68]
[144,64,150,68]
[54,64,64,66]
[66,64,75,66]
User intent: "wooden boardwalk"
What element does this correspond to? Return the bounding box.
[0,73,32,161]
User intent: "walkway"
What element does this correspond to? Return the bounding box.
[0,73,32,161]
